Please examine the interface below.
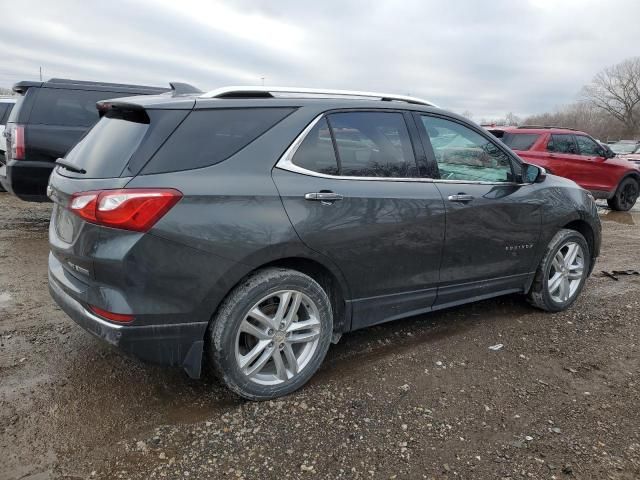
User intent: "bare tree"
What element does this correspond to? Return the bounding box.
[582,57,640,136]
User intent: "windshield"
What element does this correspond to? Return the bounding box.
[610,142,639,154]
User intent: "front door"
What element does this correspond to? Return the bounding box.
[272,111,445,329]
[415,113,542,308]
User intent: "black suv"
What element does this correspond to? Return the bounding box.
[47,87,601,400]
[1,78,170,201]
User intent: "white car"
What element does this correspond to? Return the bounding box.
[0,97,16,157]
[0,97,16,191]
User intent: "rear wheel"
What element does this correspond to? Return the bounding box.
[208,268,333,400]
[527,229,590,312]
[607,177,639,211]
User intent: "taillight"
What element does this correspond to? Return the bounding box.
[69,188,182,232]
[89,305,134,323]
[10,125,25,160]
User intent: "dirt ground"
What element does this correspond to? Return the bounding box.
[0,191,638,480]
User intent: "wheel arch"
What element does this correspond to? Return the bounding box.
[561,219,596,274]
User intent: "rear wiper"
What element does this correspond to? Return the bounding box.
[55,158,86,174]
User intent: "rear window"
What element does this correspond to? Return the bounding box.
[29,88,125,127]
[61,116,149,178]
[501,133,540,151]
[141,108,294,174]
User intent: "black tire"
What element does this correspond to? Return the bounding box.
[527,229,590,312]
[208,267,333,401]
[607,177,639,211]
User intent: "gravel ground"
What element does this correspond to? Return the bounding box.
[0,191,639,480]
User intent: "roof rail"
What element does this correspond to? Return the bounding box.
[517,125,579,131]
[200,86,438,107]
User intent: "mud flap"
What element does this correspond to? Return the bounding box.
[182,340,204,379]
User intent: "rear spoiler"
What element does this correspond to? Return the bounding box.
[96,101,150,123]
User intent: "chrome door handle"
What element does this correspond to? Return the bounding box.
[447,194,474,202]
[304,192,344,202]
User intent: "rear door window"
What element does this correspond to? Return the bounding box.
[29,88,124,127]
[327,111,418,178]
[501,133,540,151]
[291,117,339,175]
[142,108,294,174]
[548,134,578,154]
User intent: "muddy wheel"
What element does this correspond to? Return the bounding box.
[607,177,639,211]
[207,268,333,401]
[527,229,590,312]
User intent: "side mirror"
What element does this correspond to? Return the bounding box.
[597,144,615,159]
[523,163,547,183]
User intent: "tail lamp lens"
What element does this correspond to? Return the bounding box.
[11,125,25,160]
[69,188,182,232]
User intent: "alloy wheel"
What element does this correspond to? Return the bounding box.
[620,181,639,210]
[547,241,584,303]
[235,290,321,385]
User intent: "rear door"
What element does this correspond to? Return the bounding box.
[544,134,584,181]
[415,113,542,308]
[273,110,446,329]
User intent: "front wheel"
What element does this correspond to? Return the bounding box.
[527,229,590,312]
[208,268,333,401]
[607,177,639,211]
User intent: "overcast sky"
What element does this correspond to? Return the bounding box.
[1,0,639,119]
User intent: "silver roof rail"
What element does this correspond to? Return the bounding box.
[200,86,438,107]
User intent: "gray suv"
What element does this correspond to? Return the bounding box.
[47,87,601,400]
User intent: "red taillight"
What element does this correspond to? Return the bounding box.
[11,125,25,160]
[89,305,134,323]
[69,188,182,232]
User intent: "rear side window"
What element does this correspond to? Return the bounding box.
[142,108,294,174]
[501,133,539,151]
[548,134,578,154]
[29,88,124,127]
[62,116,149,178]
[328,112,417,177]
[7,96,24,123]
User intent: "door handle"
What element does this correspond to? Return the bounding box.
[447,194,474,202]
[305,192,344,204]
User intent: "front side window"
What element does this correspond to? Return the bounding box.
[328,112,418,177]
[420,115,513,182]
[575,135,601,156]
[548,134,578,154]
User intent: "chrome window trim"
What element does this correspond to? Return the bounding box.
[275,114,534,186]
[201,86,438,107]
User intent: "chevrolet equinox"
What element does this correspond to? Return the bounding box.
[47,87,601,400]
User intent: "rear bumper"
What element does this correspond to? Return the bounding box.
[48,262,208,378]
[0,159,53,201]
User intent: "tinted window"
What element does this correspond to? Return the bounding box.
[548,134,578,154]
[29,88,124,127]
[291,118,339,175]
[61,116,149,178]
[0,104,9,125]
[502,133,540,151]
[421,115,513,182]
[328,112,417,177]
[143,108,294,174]
[575,135,602,156]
